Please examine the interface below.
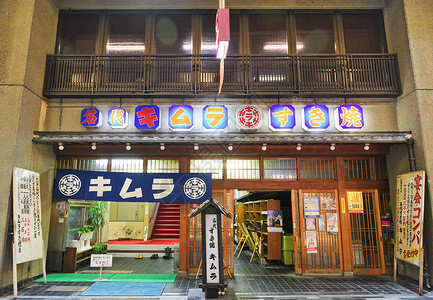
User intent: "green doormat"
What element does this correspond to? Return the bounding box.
[35,273,114,282]
[107,273,177,283]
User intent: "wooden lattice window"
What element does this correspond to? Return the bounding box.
[264,159,297,179]
[299,158,334,179]
[226,159,260,179]
[147,159,179,173]
[190,159,223,179]
[344,159,371,179]
[374,158,388,180]
[56,159,73,170]
[75,159,109,171]
[111,159,144,173]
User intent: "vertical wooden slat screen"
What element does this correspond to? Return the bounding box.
[147,159,179,173]
[299,190,342,273]
[349,191,385,274]
[344,159,371,180]
[188,203,202,274]
[299,158,334,179]
[263,158,297,179]
[291,190,302,274]
[379,191,394,273]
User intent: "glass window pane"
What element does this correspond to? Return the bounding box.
[295,14,335,54]
[147,159,179,173]
[201,12,240,55]
[190,159,223,179]
[107,14,146,54]
[111,159,144,173]
[264,159,297,179]
[249,13,288,54]
[58,14,100,54]
[155,13,192,54]
[227,159,259,179]
[342,13,384,53]
[75,159,108,171]
[300,159,334,179]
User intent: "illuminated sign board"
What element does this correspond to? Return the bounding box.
[236,105,262,131]
[135,105,161,130]
[203,105,228,130]
[302,105,330,131]
[269,105,296,131]
[81,108,102,127]
[335,105,364,131]
[169,105,194,131]
[107,108,128,128]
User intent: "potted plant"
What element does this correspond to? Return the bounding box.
[72,225,93,251]
[86,201,109,253]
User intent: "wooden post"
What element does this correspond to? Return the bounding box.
[419,248,424,295]
[12,242,17,299]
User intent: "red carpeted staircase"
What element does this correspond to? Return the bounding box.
[151,203,180,239]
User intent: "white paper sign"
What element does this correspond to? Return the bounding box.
[91,254,113,267]
[13,168,44,264]
[205,214,220,283]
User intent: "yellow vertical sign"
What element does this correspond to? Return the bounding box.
[341,198,346,214]
[347,191,363,213]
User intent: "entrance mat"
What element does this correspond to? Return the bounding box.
[80,282,165,296]
[35,273,113,282]
[106,239,179,245]
[107,273,177,282]
[80,269,133,274]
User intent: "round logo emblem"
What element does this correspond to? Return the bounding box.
[58,174,81,196]
[184,177,207,200]
[237,105,262,129]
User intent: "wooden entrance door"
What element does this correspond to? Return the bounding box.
[296,189,343,274]
[187,189,234,275]
[347,190,385,275]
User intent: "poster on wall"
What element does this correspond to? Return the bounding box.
[326,213,338,234]
[306,218,316,231]
[13,168,44,264]
[318,215,326,231]
[303,196,320,218]
[306,231,318,253]
[347,192,364,213]
[321,196,336,210]
[267,210,283,233]
[395,171,425,266]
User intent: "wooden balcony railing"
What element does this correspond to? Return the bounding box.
[43,54,401,97]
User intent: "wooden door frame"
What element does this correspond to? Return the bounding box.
[346,189,386,275]
[297,189,344,274]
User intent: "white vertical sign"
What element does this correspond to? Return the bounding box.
[205,214,219,284]
[13,168,44,263]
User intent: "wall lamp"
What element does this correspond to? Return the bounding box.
[262,143,267,151]
[194,143,199,151]
[364,143,370,151]
[58,142,64,151]
[296,143,302,151]
[91,142,97,151]
[125,143,131,151]
[228,144,233,151]
[160,143,165,151]
[330,143,336,151]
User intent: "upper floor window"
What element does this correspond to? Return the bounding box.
[107,14,146,54]
[342,13,385,53]
[154,13,192,54]
[295,13,335,54]
[58,13,100,54]
[249,13,288,54]
[201,12,240,55]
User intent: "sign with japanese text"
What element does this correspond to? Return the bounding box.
[107,108,128,128]
[13,168,44,264]
[395,171,425,266]
[335,105,364,131]
[306,231,318,253]
[54,169,211,203]
[91,254,113,267]
[203,105,228,130]
[267,210,283,232]
[205,214,220,283]
[81,108,102,127]
[347,191,364,213]
[303,196,320,218]
[135,105,161,130]
[236,105,262,130]
[169,105,194,131]
[269,105,296,131]
[302,105,330,131]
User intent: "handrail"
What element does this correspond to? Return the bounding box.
[43,54,401,97]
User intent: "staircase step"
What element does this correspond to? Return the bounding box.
[153,229,180,234]
[156,216,180,222]
[152,233,180,239]
[155,223,180,228]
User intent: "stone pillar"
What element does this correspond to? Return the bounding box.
[0,0,58,292]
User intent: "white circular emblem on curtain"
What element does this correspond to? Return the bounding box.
[58,174,81,196]
[184,177,207,200]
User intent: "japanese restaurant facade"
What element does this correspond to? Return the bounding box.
[2,0,433,293]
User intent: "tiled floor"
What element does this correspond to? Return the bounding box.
[5,249,431,299]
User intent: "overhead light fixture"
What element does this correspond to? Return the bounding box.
[125,143,131,151]
[160,143,165,151]
[330,144,336,151]
[228,144,233,151]
[194,143,199,151]
[58,142,64,151]
[296,143,302,151]
[364,143,370,151]
[262,143,267,151]
[91,142,97,151]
